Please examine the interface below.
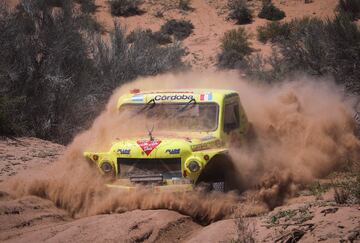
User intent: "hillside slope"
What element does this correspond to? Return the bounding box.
[94,0,339,69]
[3,0,342,69]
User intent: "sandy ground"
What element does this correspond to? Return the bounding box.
[93,0,339,70]
[3,0,341,69]
[0,137,359,242]
[1,1,360,242]
[0,138,64,183]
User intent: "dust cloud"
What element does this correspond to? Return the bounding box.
[4,71,360,222]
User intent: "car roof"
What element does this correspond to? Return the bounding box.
[132,89,237,95]
[117,89,238,108]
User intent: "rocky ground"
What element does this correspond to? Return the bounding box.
[0,137,359,242]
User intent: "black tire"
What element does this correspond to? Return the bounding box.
[195,155,242,193]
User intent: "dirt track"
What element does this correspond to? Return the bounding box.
[1,138,359,242]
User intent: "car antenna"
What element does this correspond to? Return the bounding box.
[147,124,155,141]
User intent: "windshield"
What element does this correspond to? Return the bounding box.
[119,102,219,132]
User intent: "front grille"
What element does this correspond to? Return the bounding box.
[117,158,182,179]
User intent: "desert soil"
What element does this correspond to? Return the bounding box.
[4,0,342,69]
[0,138,359,242]
[1,1,360,242]
[93,0,339,70]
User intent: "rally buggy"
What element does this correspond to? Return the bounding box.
[84,89,250,192]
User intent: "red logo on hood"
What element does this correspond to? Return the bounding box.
[137,139,161,155]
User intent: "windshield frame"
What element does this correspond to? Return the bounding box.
[119,102,220,133]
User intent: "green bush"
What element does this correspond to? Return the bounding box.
[228,0,253,25]
[160,19,194,40]
[218,27,254,68]
[0,1,186,143]
[353,174,360,201]
[151,31,173,45]
[45,0,64,7]
[257,21,291,43]
[179,0,192,11]
[109,0,143,17]
[336,0,360,20]
[126,29,172,45]
[0,96,27,136]
[258,2,286,21]
[245,15,360,94]
[75,0,98,13]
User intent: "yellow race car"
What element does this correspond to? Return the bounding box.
[84,89,250,192]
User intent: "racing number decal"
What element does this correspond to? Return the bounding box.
[137,140,162,155]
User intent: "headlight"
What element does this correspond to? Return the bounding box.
[100,161,113,174]
[188,160,200,172]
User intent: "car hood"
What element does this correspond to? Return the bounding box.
[110,134,222,158]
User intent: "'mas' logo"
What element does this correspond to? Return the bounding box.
[154,94,194,101]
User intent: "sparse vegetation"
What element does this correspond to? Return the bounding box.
[126,29,172,45]
[109,0,143,17]
[244,14,360,94]
[218,28,254,68]
[353,174,360,200]
[308,181,331,198]
[154,10,164,18]
[160,19,194,40]
[75,0,97,14]
[332,174,360,203]
[179,0,192,11]
[258,1,286,21]
[0,0,185,143]
[231,217,255,243]
[334,187,349,204]
[228,0,253,25]
[336,0,360,21]
[0,96,27,136]
[257,21,291,43]
[266,207,313,226]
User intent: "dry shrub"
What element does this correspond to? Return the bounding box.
[109,0,143,17]
[334,187,349,204]
[179,0,192,11]
[126,29,172,45]
[228,0,253,25]
[257,21,291,43]
[232,217,255,243]
[160,19,194,40]
[336,0,360,21]
[75,0,97,13]
[246,15,360,95]
[218,28,254,68]
[0,1,185,143]
[258,1,286,21]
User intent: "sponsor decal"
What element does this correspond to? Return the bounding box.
[200,93,212,101]
[201,135,216,141]
[137,139,162,155]
[131,94,144,102]
[165,148,180,154]
[191,139,223,151]
[117,149,131,155]
[154,94,194,101]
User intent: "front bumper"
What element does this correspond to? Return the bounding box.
[106,179,194,192]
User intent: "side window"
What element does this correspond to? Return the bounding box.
[224,102,240,133]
